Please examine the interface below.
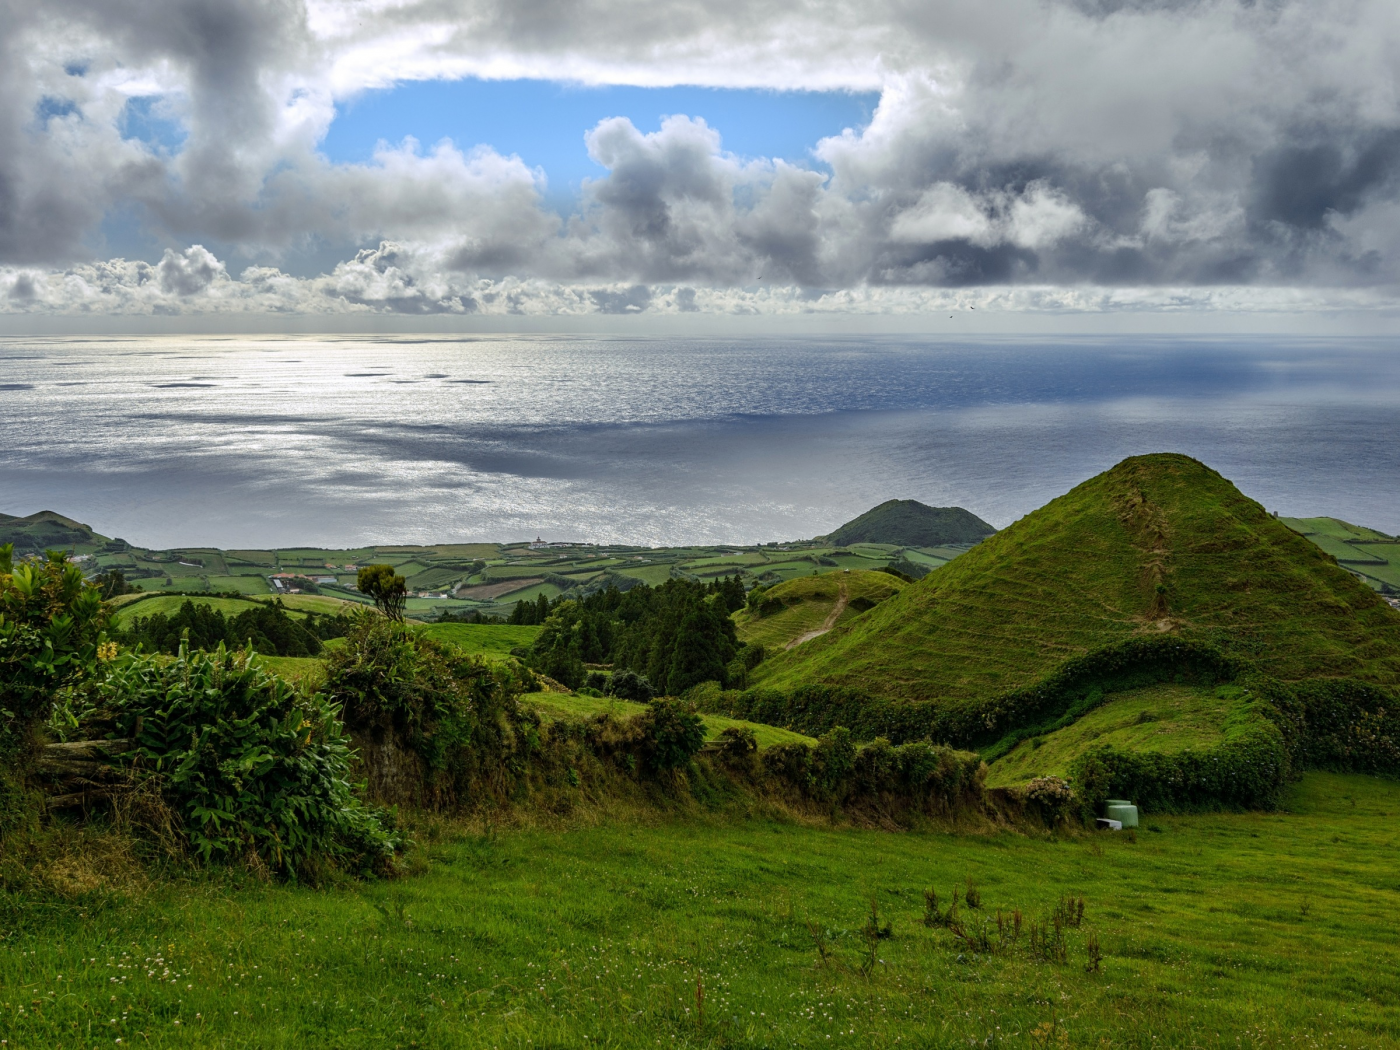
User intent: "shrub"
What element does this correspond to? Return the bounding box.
[607,670,655,703]
[96,644,400,878]
[1024,775,1075,826]
[322,617,528,807]
[638,700,706,772]
[0,546,107,742]
[715,726,757,769]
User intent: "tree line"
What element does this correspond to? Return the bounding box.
[117,599,356,657]
[527,575,748,694]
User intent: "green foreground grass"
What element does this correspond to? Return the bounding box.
[4,772,1400,1048]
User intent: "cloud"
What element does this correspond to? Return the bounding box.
[157,244,224,295]
[5,242,1400,319]
[0,0,1398,311]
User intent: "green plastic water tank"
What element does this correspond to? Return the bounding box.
[1105,799,1139,827]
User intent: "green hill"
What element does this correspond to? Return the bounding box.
[0,510,108,553]
[822,499,995,547]
[733,569,905,652]
[754,454,1400,702]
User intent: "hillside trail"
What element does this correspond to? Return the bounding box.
[786,576,849,650]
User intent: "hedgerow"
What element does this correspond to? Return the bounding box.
[702,636,1238,749]
[760,730,983,812]
[322,616,537,808]
[1067,698,1289,816]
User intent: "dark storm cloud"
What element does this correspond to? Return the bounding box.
[1,0,1399,311]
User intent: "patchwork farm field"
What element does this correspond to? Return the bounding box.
[4,772,1399,1049]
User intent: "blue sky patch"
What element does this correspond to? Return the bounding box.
[34,96,80,129]
[321,79,878,207]
[120,96,187,153]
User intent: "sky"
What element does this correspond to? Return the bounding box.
[1,0,1399,328]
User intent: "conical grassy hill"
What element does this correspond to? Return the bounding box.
[751,454,1400,702]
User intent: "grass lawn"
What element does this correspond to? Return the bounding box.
[419,623,542,662]
[985,684,1247,788]
[4,772,1400,1047]
[519,693,816,749]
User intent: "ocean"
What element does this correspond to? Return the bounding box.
[1,334,1396,549]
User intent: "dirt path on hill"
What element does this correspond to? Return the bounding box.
[785,577,849,649]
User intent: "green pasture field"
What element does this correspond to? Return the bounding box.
[984,684,1246,788]
[520,692,816,749]
[1346,545,1400,589]
[267,594,367,615]
[5,772,1400,1048]
[895,548,952,568]
[203,575,272,594]
[110,595,272,626]
[498,581,564,605]
[615,564,674,586]
[1306,533,1387,563]
[419,623,542,661]
[226,550,277,566]
[1281,516,1393,542]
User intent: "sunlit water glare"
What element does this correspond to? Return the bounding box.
[1,334,1396,548]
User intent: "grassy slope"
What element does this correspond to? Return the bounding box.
[6,772,1400,1048]
[734,570,904,651]
[755,454,1400,701]
[520,692,816,749]
[983,683,1246,788]
[418,623,542,662]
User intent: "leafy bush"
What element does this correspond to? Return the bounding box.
[96,644,400,878]
[637,700,706,772]
[0,546,107,741]
[1023,775,1075,826]
[715,726,757,767]
[607,670,655,703]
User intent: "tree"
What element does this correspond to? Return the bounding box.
[665,594,735,695]
[710,573,747,613]
[94,569,135,600]
[357,564,407,621]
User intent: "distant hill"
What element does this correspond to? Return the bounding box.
[822,500,995,548]
[0,510,108,553]
[756,454,1400,702]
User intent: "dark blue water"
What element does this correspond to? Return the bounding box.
[0,335,1396,548]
